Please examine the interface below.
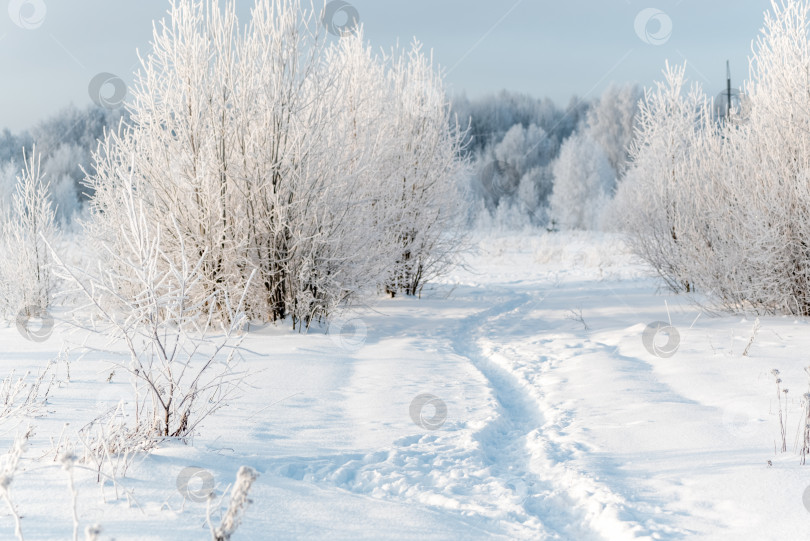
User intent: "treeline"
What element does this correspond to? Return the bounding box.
[1,88,643,235]
[455,84,641,230]
[0,105,126,223]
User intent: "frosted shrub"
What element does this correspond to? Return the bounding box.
[615,0,810,314]
[57,174,250,440]
[381,42,469,296]
[0,362,55,426]
[612,63,713,293]
[0,148,58,317]
[87,0,467,327]
[0,429,30,541]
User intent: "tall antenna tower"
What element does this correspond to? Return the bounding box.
[716,61,746,121]
[726,60,732,117]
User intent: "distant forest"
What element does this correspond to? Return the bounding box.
[0,84,641,229]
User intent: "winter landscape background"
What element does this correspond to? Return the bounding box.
[1,0,809,539]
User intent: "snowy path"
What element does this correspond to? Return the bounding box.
[448,287,662,540]
[3,232,810,539]
[244,274,718,539]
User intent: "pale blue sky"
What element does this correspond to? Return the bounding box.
[0,0,773,131]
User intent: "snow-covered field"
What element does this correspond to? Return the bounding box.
[3,230,809,540]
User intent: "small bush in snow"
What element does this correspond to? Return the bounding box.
[56,177,250,441]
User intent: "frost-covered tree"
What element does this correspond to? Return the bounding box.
[452,91,572,154]
[475,123,555,218]
[0,129,32,164]
[56,169,249,439]
[718,0,810,313]
[493,124,551,181]
[548,133,614,230]
[0,161,18,216]
[582,83,642,177]
[87,0,466,326]
[456,89,602,227]
[381,42,469,297]
[40,143,83,222]
[614,0,810,313]
[611,63,712,292]
[0,106,124,224]
[0,148,58,316]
